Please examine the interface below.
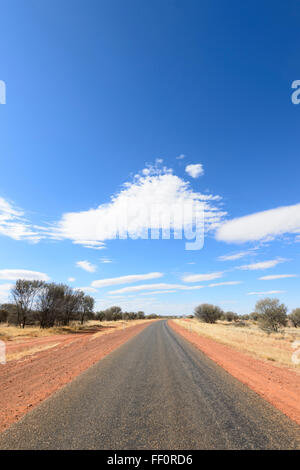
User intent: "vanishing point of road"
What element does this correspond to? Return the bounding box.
[0,320,299,450]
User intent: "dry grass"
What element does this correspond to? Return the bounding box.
[7,343,60,362]
[0,319,152,343]
[174,318,300,369]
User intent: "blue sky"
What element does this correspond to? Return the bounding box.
[0,0,300,315]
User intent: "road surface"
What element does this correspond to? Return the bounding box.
[0,320,299,449]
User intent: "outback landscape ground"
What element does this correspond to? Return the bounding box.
[0,319,299,450]
[0,317,299,449]
[0,320,151,432]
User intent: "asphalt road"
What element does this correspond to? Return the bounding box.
[0,320,299,450]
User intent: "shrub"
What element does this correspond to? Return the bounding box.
[224,311,239,322]
[289,308,300,328]
[255,298,288,333]
[194,304,223,324]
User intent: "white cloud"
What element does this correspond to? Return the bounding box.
[0,283,14,302]
[185,164,204,178]
[238,259,286,271]
[52,165,224,247]
[209,281,242,287]
[0,269,50,281]
[75,286,97,293]
[182,272,223,282]
[0,197,42,243]
[68,277,76,282]
[140,290,177,295]
[73,240,105,250]
[176,154,185,160]
[247,290,286,296]
[100,258,112,264]
[218,250,257,261]
[258,274,298,280]
[76,261,96,273]
[92,272,163,288]
[216,202,300,244]
[109,283,204,295]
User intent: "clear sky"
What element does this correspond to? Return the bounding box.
[0,0,300,315]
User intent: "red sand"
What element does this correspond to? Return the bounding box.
[0,322,149,433]
[170,320,300,426]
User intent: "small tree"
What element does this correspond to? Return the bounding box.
[224,311,239,322]
[194,303,223,324]
[249,312,260,321]
[58,286,83,325]
[289,308,300,328]
[11,280,44,328]
[96,311,105,322]
[80,295,95,324]
[36,283,65,328]
[255,297,288,333]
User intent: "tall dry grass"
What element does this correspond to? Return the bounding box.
[0,319,152,342]
[174,318,300,370]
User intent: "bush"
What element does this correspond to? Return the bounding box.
[249,312,260,321]
[255,298,288,333]
[224,311,239,322]
[289,308,300,328]
[194,304,223,324]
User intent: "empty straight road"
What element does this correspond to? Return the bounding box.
[0,320,299,450]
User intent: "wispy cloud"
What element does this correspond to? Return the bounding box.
[109,283,204,295]
[258,274,298,280]
[185,163,204,178]
[238,258,286,270]
[182,272,223,282]
[75,286,97,293]
[0,283,13,302]
[92,272,163,288]
[140,290,177,295]
[216,202,300,243]
[0,269,50,281]
[100,258,113,264]
[218,249,257,261]
[68,277,76,282]
[247,290,286,296]
[176,154,185,160]
[0,197,42,243]
[209,281,242,287]
[76,261,96,273]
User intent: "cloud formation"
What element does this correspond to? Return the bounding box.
[208,281,242,287]
[108,283,204,295]
[76,261,96,273]
[218,249,257,261]
[0,283,13,302]
[0,197,42,243]
[182,272,223,282]
[247,290,286,295]
[100,258,113,264]
[258,274,297,280]
[92,272,163,288]
[52,165,224,248]
[185,164,204,178]
[216,203,300,243]
[75,286,98,293]
[0,269,50,281]
[238,259,286,270]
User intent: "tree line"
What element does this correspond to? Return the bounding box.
[193,298,300,332]
[0,279,162,328]
[0,280,95,328]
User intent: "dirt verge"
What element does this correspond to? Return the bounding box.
[0,322,150,433]
[170,320,300,427]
